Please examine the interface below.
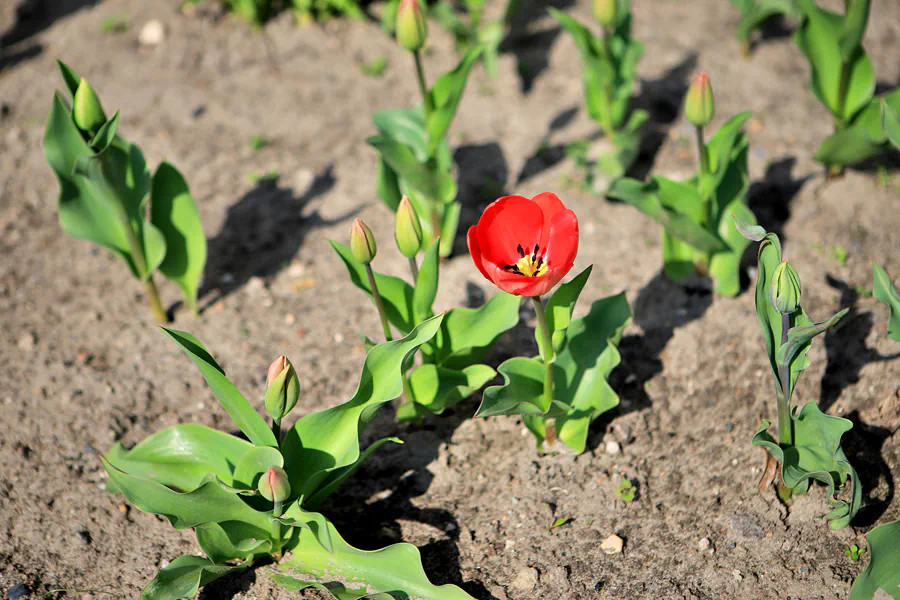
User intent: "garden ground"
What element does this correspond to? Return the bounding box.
[1,0,899,598]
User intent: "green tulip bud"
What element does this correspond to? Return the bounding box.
[73,77,107,134]
[769,260,802,315]
[350,218,377,265]
[264,355,300,421]
[684,72,715,128]
[257,466,291,503]
[396,0,427,53]
[593,0,618,27]
[394,195,423,258]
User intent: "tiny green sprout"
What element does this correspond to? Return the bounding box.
[248,169,280,185]
[830,245,849,265]
[249,134,270,151]
[550,517,572,529]
[616,479,636,503]
[845,544,867,561]
[855,284,873,298]
[101,15,129,34]
[359,55,389,77]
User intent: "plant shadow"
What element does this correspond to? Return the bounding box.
[747,157,809,243]
[589,271,713,449]
[842,410,897,528]
[1,0,98,71]
[819,275,900,413]
[196,165,349,312]
[500,0,575,94]
[452,142,509,256]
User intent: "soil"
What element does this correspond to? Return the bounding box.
[1,0,900,598]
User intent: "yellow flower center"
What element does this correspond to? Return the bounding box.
[504,244,548,277]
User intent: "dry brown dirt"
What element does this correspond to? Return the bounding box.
[1,0,899,598]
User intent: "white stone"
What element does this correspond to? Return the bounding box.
[601,534,623,554]
[139,20,166,46]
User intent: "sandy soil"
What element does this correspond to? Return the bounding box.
[1,0,899,598]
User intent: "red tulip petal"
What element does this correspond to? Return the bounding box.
[467,226,493,284]
[482,260,551,296]
[476,196,544,266]
[533,192,567,251]
[544,209,578,277]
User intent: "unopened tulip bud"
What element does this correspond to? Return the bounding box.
[350,218,378,265]
[769,260,802,315]
[73,77,107,134]
[396,0,427,52]
[394,196,423,258]
[264,356,300,421]
[593,0,618,27]
[684,72,715,128]
[258,466,290,502]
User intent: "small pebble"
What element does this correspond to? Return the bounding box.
[511,567,538,591]
[7,583,29,600]
[698,537,710,551]
[138,20,166,46]
[601,534,623,554]
[604,441,621,455]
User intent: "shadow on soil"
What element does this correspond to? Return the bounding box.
[820,275,900,413]
[195,165,351,312]
[501,0,575,94]
[514,53,697,188]
[747,157,809,242]
[452,142,509,256]
[843,410,897,528]
[1,0,99,71]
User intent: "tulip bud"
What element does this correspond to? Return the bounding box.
[394,196,423,258]
[396,0,427,52]
[264,356,300,421]
[73,77,107,134]
[257,466,291,503]
[769,260,802,315]
[350,218,377,265]
[593,0,618,28]
[684,72,715,128]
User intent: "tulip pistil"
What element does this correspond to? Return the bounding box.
[505,244,548,277]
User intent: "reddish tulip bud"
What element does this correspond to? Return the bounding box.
[257,466,290,503]
[73,77,107,134]
[264,356,299,421]
[684,72,715,128]
[593,0,618,27]
[395,195,424,258]
[350,218,378,265]
[396,0,427,52]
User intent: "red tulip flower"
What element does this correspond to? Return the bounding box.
[467,192,578,297]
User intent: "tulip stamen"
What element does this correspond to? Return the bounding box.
[505,243,548,277]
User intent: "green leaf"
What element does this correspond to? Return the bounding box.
[408,363,496,414]
[426,46,483,157]
[477,356,563,417]
[232,446,284,489]
[195,521,272,563]
[151,162,207,314]
[282,315,443,502]
[776,309,849,368]
[751,401,860,529]
[733,214,767,241]
[815,122,885,167]
[303,437,402,510]
[873,262,900,341]
[373,107,428,162]
[413,240,440,322]
[439,201,462,258]
[842,50,876,122]
[700,112,751,200]
[434,291,522,369]
[367,134,457,205]
[545,265,592,335]
[88,110,119,153]
[57,60,82,99]
[607,177,728,252]
[276,503,335,553]
[376,157,403,211]
[160,328,278,448]
[850,519,900,600]
[102,462,274,533]
[104,424,255,492]
[794,0,844,117]
[330,240,415,333]
[839,0,870,61]
[708,137,753,297]
[551,292,632,452]
[140,555,247,600]
[274,520,476,600]
[270,576,394,600]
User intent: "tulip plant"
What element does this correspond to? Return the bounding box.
[728,0,800,54]
[43,61,206,323]
[430,0,518,77]
[213,0,364,25]
[551,0,647,192]
[608,74,757,296]
[849,518,900,600]
[873,262,900,341]
[332,201,521,421]
[369,0,482,257]
[469,193,632,453]
[736,218,859,530]
[102,317,478,600]
[791,0,900,173]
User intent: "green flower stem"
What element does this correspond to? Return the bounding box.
[532,296,554,408]
[408,256,419,283]
[272,417,282,446]
[694,124,713,271]
[413,51,433,118]
[366,264,393,342]
[272,500,283,554]
[776,313,793,447]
